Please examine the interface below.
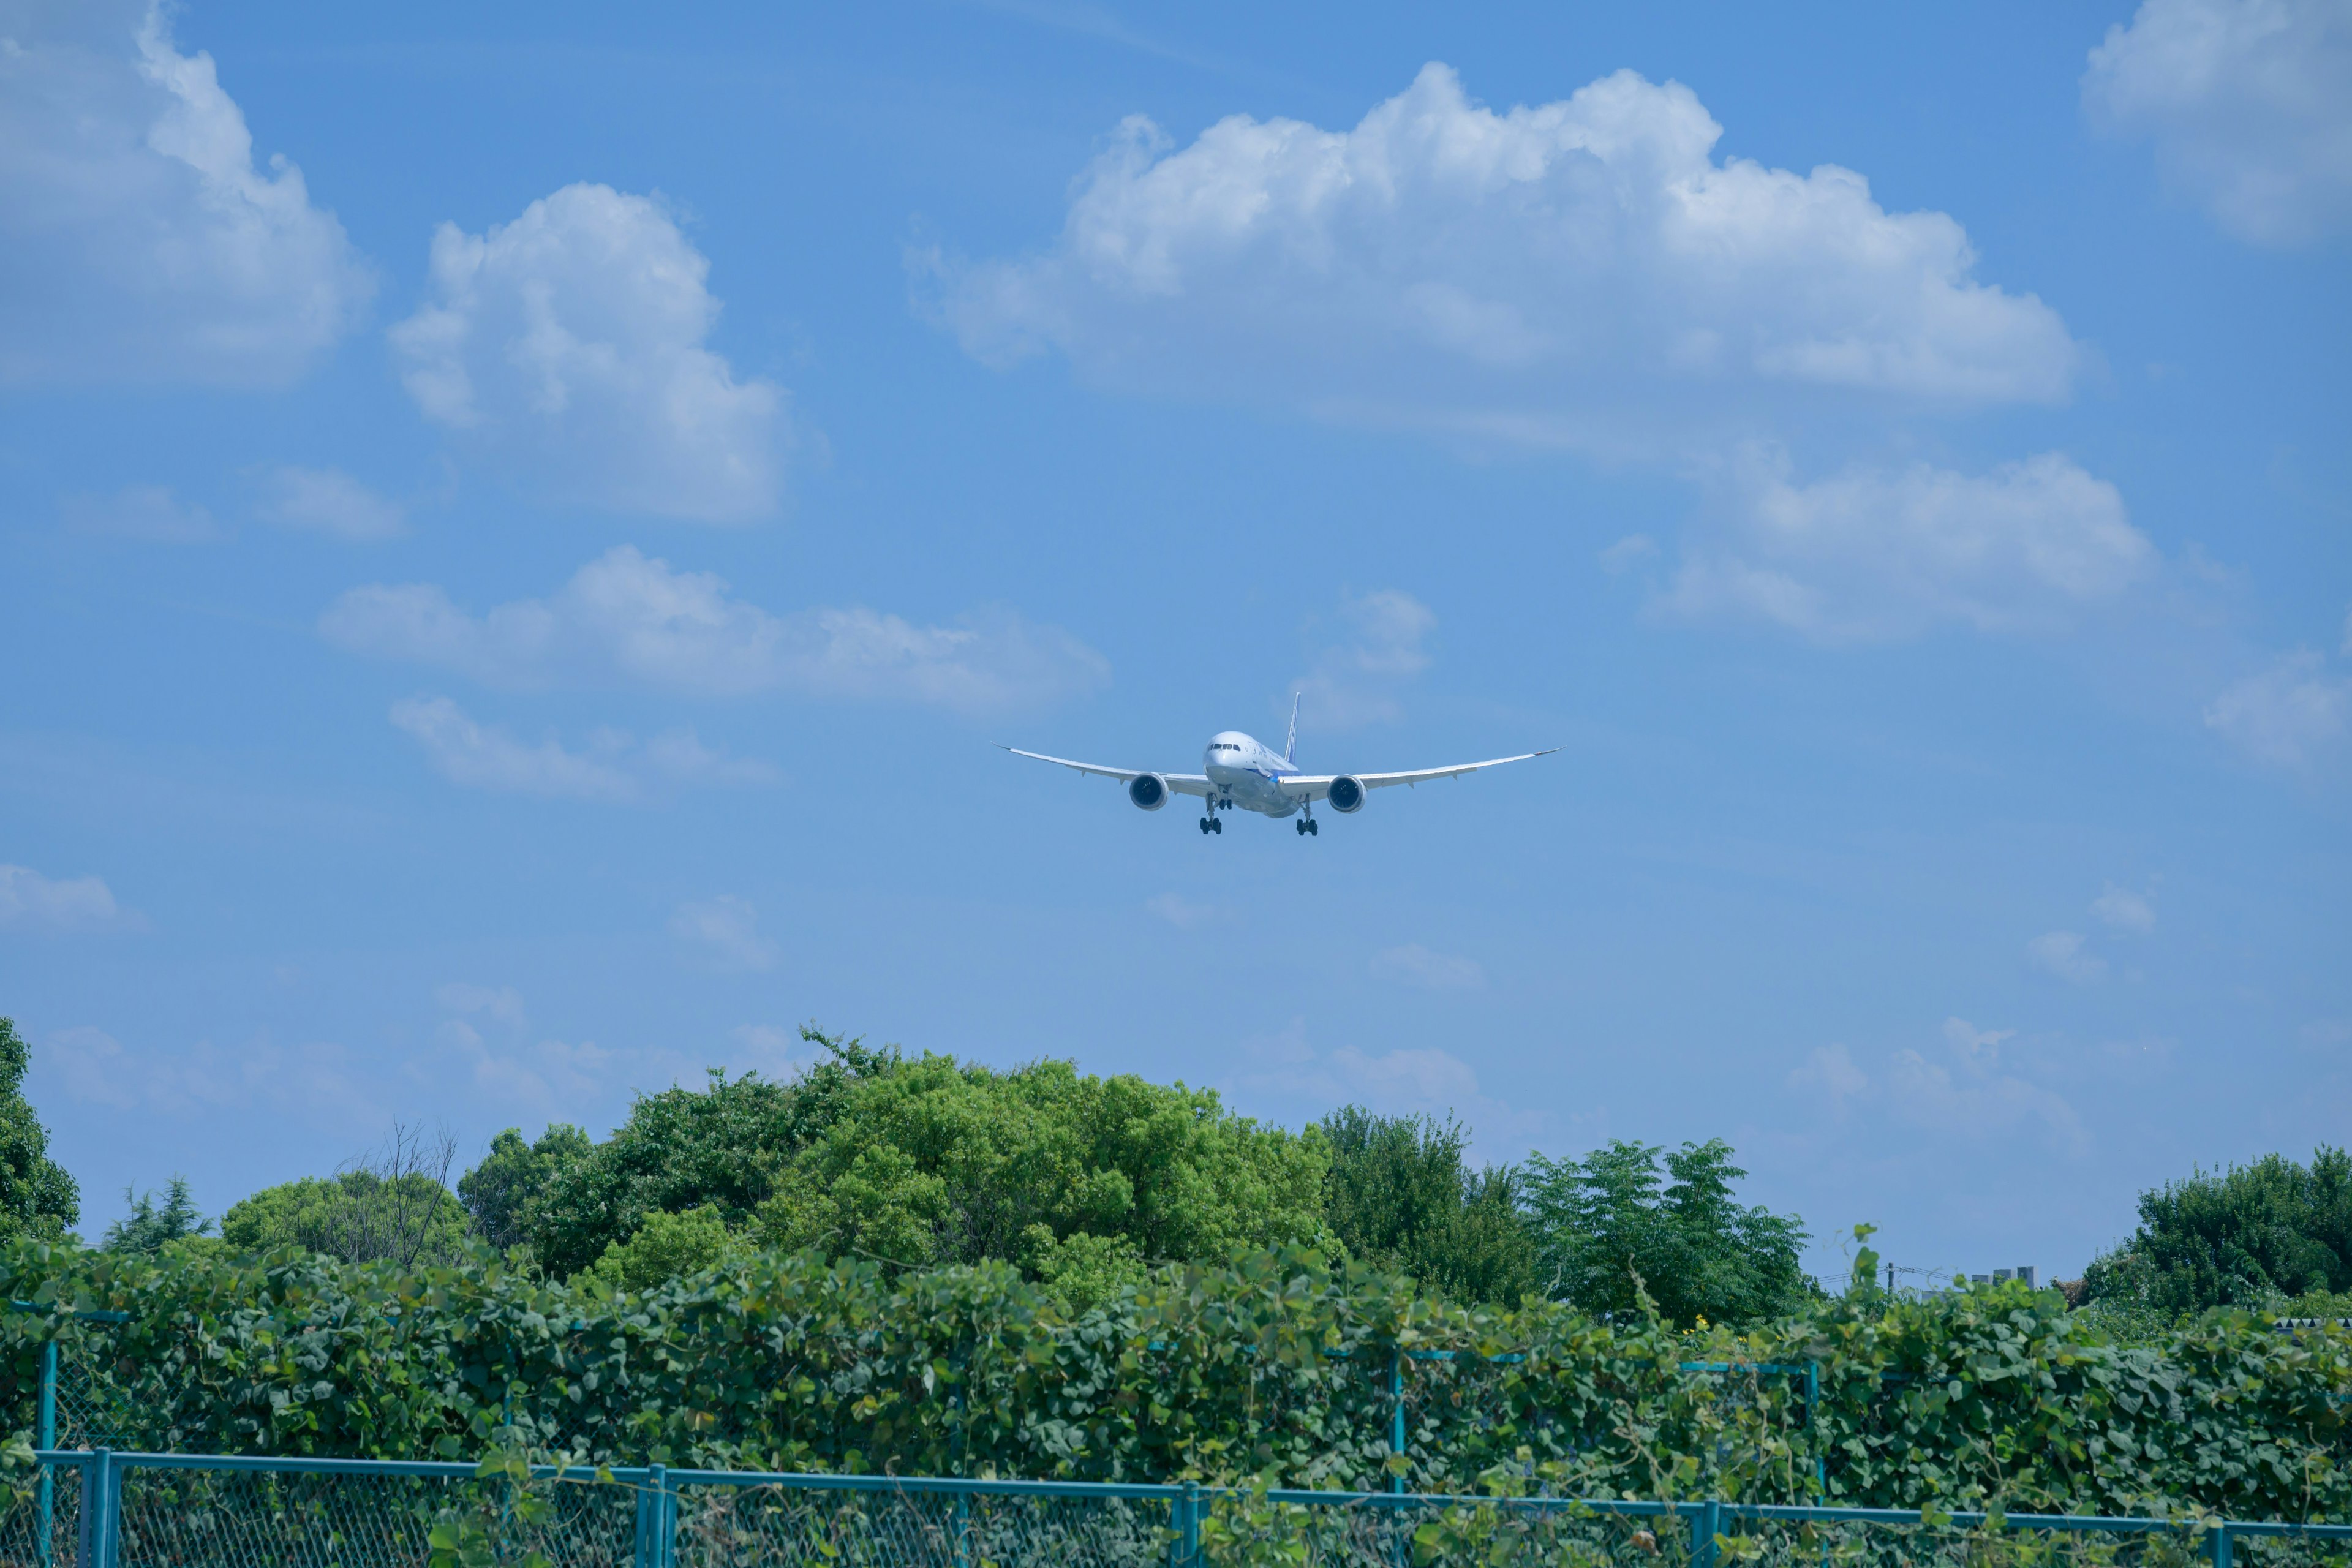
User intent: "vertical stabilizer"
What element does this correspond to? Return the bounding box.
[1286,692,1301,765]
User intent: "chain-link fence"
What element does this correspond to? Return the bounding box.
[6,1452,2350,1568]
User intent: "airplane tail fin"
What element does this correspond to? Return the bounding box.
[1286,691,1301,765]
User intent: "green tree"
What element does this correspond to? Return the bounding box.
[1318,1106,1536,1305]
[101,1175,211,1253]
[1522,1137,1811,1327]
[752,1053,1331,1274]
[458,1124,590,1250]
[2082,1145,2352,1314]
[583,1204,738,1292]
[0,1016,78,1243]
[529,1028,899,1277]
[221,1170,471,1266]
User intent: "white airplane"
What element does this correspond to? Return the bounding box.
[1004,697,1555,836]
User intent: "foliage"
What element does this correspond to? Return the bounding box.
[750,1052,1331,1272]
[0,1017,77,1244]
[1522,1139,1811,1328]
[2084,1145,2352,1315]
[2,1237,2345,1526]
[220,1170,472,1267]
[1318,1106,1536,1306]
[584,1204,737,1292]
[100,1175,213,1253]
[525,1029,897,1276]
[458,1124,590,1252]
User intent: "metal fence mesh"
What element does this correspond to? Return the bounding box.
[0,1463,83,1568]
[674,1484,1173,1567]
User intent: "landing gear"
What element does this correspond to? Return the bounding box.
[1295,817,1319,837]
[1199,814,1223,835]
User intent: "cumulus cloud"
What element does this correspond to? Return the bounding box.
[1371,943,1487,989]
[0,0,371,386]
[37,1023,375,1121]
[435,982,527,1030]
[388,183,788,521]
[2091,884,2158,932]
[324,546,1110,715]
[0,864,135,931]
[255,466,404,540]
[388,695,777,803]
[1886,1018,2086,1153]
[670,895,778,971]
[2203,650,2351,765]
[1229,1020,1545,1158]
[2084,0,2352,246]
[1789,1042,1868,1106]
[1291,589,1435,728]
[2027,930,2108,984]
[60,484,219,543]
[1659,449,2153,641]
[1146,892,1217,928]
[935,63,2078,449]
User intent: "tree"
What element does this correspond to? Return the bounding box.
[753,1053,1331,1273]
[458,1123,590,1250]
[0,1016,78,1243]
[101,1175,211,1253]
[1521,1138,1811,1327]
[1318,1106,1536,1305]
[584,1204,737,1293]
[2082,1147,2352,1314]
[528,1028,899,1277]
[221,1124,470,1267]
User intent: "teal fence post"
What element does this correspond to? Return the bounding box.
[639,1462,671,1568]
[1689,1500,1719,1568]
[1178,1480,1202,1567]
[2210,1525,2232,1568]
[35,1340,56,1568]
[1389,1348,1405,1495]
[80,1450,118,1568]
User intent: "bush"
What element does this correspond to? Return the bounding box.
[1,1237,2344,1521]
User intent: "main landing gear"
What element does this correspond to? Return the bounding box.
[1294,816,1319,837]
[1198,814,1223,835]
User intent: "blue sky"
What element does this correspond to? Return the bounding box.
[3,0,2346,1287]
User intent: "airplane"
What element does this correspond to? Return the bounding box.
[1003,696,1555,836]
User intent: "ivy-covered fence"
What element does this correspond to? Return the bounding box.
[3,1241,2347,1525]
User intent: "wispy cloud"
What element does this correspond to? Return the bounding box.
[0,865,140,932]
[255,466,405,540]
[671,895,778,972]
[61,485,219,543]
[1371,943,1486,989]
[2026,930,2107,984]
[1291,589,1436,729]
[388,696,777,803]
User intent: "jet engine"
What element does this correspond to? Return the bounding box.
[1128,774,1170,810]
[1326,775,1366,813]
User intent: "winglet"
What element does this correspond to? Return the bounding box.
[1286,692,1302,765]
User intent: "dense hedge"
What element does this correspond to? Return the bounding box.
[3,1239,2346,1521]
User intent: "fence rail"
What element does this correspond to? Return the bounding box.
[9,1449,2350,1568]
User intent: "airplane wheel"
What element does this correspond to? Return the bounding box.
[1310,821,1319,835]
[1213,819,1223,834]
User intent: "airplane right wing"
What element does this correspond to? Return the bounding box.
[1278,748,1557,799]
[1000,747,1213,796]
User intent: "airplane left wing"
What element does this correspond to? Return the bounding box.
[1001,747,1213,796]
[1278,748,1557,799]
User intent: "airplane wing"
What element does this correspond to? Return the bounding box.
[1001,747,1213,796]
[1278,748,1558,800]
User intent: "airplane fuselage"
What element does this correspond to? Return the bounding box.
[1202,730,1304,818]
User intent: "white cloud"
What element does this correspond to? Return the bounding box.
[936,63,2078,450]
[2091,883,2158,932]
[2203,650,2351,765]
[386,695,776,803]
[1146,892,1217,928]
[388,183,788,522]
[671,895,777,971]
[1228,1020,1544,1159]
[435,982,527,1030]
[61,485,218,543]
[324,546,1110,715]
[37,1024,375,1121]
[2026,930,2108,984]
[1660,449,2153,641]
[1371,943,1487,989]
[0,864,134,931]
[0,0,371,386]
[1291,589,1435,728]
[1887,1018,2086,1153]
[255,466,404,540]
[1789,1042,1868,1104]
[1598,534,1659,574]
[2084,0,2352,246]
